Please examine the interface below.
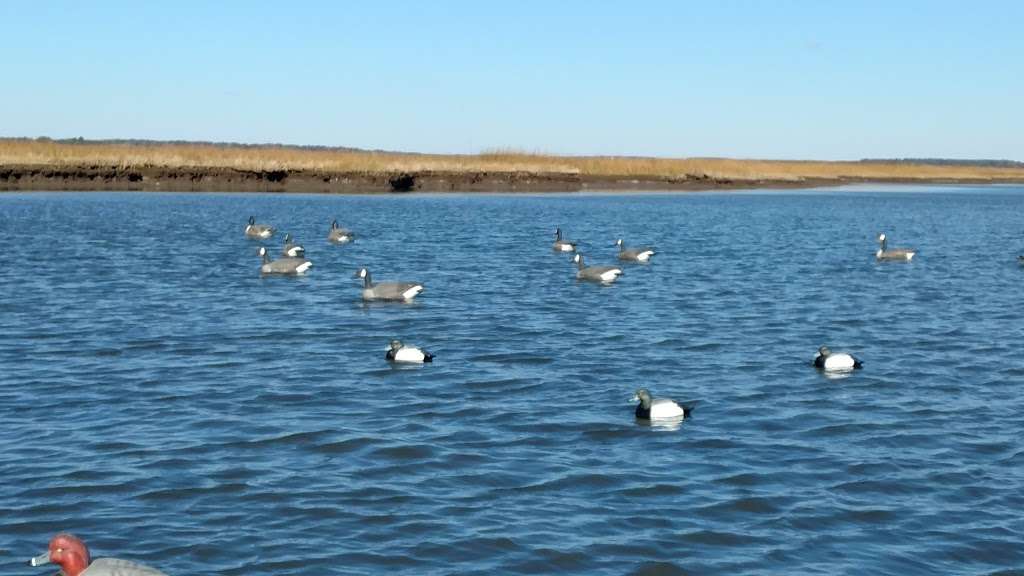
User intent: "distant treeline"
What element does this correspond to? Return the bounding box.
[6,136,407,155]
[860,158,1024,168]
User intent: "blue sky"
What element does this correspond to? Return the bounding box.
[1,1,1021,160]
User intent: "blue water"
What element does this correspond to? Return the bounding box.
[1,187,1023,575]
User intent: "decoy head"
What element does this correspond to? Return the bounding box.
[817,345,832,357]
[389,339,403,351]
[258,246,267,256]
[354,268,368,279]
[878,233,886,243]
[30,533,90,576]
[284,233,292,243]
[615,238,623,247]
[554,227,562,238]
[631,388,652,409]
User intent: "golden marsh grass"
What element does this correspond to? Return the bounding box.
[2,139,1023,183]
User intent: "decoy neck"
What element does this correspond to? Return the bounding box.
[258,246,270,264]
[615,238,624,251]
[555,228,563,240]
[331,219,339,229]
[878,234,887,251]
[248,216,255,225]
[355,268,373,287]
[30,533,90,576]
[573,253,585,270]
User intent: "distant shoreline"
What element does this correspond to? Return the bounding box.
[5,164,1024,194]
[3,139,1024,193]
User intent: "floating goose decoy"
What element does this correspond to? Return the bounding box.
[553,228,577,252]
[813,345,863,372]
[876,233,916,261]
[572,253,623,283]
[281,233,306,258]
[258,246,312,275]
[328,220,355,244]
[632,388,694,420]
[29,533,167,576]
[244,216,275,239]
[615,238,656,262]
[386,339,434,363]
[355,268,423,301]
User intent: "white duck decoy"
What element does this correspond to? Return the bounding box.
[813,345,863,372]
[876,233,916,261]
[29,533,167,576]
[328,220,355,244]
[258,246,312,275]
[386,339,434,363]
[355,268,423,301]
[632,388,695,420]
[244,216,275,239]
[615,238,656,262]
[553,228,577,252]
[572,253,623,283]
[281,233,306,258]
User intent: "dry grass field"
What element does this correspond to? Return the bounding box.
[3,139,1024,189]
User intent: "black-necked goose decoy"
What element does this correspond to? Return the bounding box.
[553,228,577,252]
[876,233,916,261]
[615,238,656,262]
[632,388,694,420]
[30,532,168,576]
[813,345,863,372]
[258,246,312,276]
[386,339,434,363]
[328,220,355,244]
[245,216,275,239]
[355,268,423,301]
[281,233,306,258]
[572,253,623,283]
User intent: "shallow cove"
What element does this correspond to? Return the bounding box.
[1,186,1022,574]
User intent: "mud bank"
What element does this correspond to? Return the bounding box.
[0,164,1019,193]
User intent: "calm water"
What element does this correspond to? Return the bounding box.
[1,187,1023,575]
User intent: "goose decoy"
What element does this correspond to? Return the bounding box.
[258,246,312,275]
[615,238,656,262]
[553,228,577,252]
[355,268,423,301]
[281,233,306,258]
[876,233,916,261]
[29,533,167,576]
[632,388,694,420]
[386,339,434,363]
[813,345,863,372]
[244,216,275,239]
[572,253,623,283]
[328,220,355,244]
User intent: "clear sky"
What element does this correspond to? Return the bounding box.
[1,1,1021,160]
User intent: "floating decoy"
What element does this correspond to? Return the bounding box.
[355,268,423,301]
[572,253,623,283]
[632,388,694,420]
[813,345,863,372]
[876,233,916,261]
[615,238,656,262]
[281,233,306,258]
[328,220,355,244]
[244,216,275,239]
[386,339,434,363]
[553,228,577,252]
[29,533,167,576]
[258,246,312,275]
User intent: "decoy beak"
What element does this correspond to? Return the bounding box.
[29,552,50,566]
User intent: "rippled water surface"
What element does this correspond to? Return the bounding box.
[2,187,1023,575]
